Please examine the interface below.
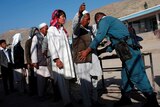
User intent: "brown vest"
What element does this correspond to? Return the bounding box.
[72,33,92,63]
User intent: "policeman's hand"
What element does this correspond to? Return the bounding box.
[78,50,87,61]
[79,48,91,61]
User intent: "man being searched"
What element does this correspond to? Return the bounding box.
[72,3,102,107]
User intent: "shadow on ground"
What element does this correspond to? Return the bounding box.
[0,76,158,107]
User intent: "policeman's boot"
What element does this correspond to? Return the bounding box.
[142,92,160,107]
[114,90,132,107]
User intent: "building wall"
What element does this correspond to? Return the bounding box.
[127,12,160,34]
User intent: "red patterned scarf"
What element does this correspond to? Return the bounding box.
[50,9,68,37]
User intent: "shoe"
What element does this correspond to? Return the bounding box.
[142,92,160,107]
[11,89,17,93]
[114,95,132,107]
[77,99,82,104]
[92,101,105,107]
[52,97,61,102]
[38,96,46,102]
[0,99,3,104]
[5,90,10,95]
[64,103,74,107]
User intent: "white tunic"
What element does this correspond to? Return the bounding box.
[47,26,75,79]
[74,54,102,79]
[30,35,50,77]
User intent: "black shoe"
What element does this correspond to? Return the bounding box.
[28,92,36,96]
[38,96,46,102]
[142,92,160,107]
[142,103,160,107]
[5,90,10,95]
[92,101,105,107]
[64,103,74,107]
[114,95,132,107]
[52,97,61,102]
[77,99,82,104]
[0,99,3,104]
[11,89,17,93]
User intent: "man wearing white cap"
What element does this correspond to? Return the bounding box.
[72,4,102,107]
[30,23,50,99]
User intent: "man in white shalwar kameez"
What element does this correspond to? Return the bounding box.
[72,4,102,107]
[30,23,50,98]
[47,9,75,107]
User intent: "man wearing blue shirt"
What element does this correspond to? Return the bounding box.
[79,12,159,107]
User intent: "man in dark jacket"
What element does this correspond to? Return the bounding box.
[25,27,39,96]
[11,33,26,93]
[0,39,14,95]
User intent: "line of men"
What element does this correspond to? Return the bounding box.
[0,3,159,107]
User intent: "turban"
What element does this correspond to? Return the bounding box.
[50,10,59,27]
[11,33,22,63]
[12,33,22,47]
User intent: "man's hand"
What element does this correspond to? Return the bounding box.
[43,50,48,57]
[27,64,34,69]
[55,59,64,69]
[79,3,85,16]
[32,63,39,69]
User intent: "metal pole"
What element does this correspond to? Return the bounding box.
[149,53,155,91]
